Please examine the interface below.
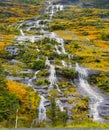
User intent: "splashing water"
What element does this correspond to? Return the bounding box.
[55,45,61,54]
[20,29,25,36]
[28,70,40,87]
[56,99,64,112]
[76,63,104,122]
[58,38,66,54]
[30,36,35,43]
[62,60,67,67]
[48,64,57,86]
[38,95,46,121]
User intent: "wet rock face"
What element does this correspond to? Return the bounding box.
[100,100,109,117]
[76,63,109,122]
[5,46,19,56]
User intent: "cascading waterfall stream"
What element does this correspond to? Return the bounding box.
[50,32,66,55]
[50,5,54,20]
[55,45,61,54]
[45,57,60,92]
[38,95,46,121]
[45,57,57,86]
[48,64,57,86]
[56,37,67,54]
[6,0,109,124]
[45,57,64,111]
[56,99,64,112]
[76,63,104,122]
[46,2,64,20]
[9,0,108,124]
[62,60,67,67]
[30,36,35,43]
[28,70,40,87]
[20,29,25,36]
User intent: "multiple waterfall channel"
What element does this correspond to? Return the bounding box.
[7,0,109,124]
[76,63,104,122]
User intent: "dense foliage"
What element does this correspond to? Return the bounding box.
[88,72,109,94]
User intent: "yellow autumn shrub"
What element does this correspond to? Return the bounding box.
[7,80,40,110]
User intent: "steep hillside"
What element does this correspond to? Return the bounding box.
[0,0,109,128]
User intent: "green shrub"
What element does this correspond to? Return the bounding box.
[44,43,52,50]
[88,73,109,93]
[62,68,77,79]
[101,33,109,41]
[31,59,45,70]
[74,43,79,49]
[37,69,49,78]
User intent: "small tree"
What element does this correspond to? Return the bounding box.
[32,59,45,70]
[47,88,68,126]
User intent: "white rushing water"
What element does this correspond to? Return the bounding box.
[57,38,66,54]
[50,32,66,54]
[30,36,35,43]
[33,70,40,80]
[20,29,25,36]
[56,99,64,112]
[46,2,64,20]
[46,58,57,86]
[69,62,72,68]
[55,45,61,54]
[62,60,67,67]
[76,63,104,122]
[45,57,60,92]
[38,95,46,121]
[28,70,40,87]
[48,64,57,86]
[50,5,54,20]
[35,20,40,28]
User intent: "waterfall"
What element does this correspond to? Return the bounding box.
[60,5,64,11]
[47,2,64,20]
[61,42,67,54]
[69,62,72,68]
[27,25,35,31]
[45,57,50,66]
[62,60,67,67]
[76,63,104,122]
[36,20,40,28]
[36,48,40,52]
[33,70,40,80]
[56,5,60,11]
[38,95,46,121]
[51,32,56,38]
[68,54,71,60]
[56,99,64,112]
[48,64,57,86]
[45,58,64,112]
[16,22,23,29]
[48,65,60,92]
[55,45,61,54]
[58,38,66,54]
[50,5,54,20]
[20,29,25,36]
[31,36,35,43]
[28,70,40,87]
[45,57,60,92]
[6,0,109,124]
[28,78,33,87]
